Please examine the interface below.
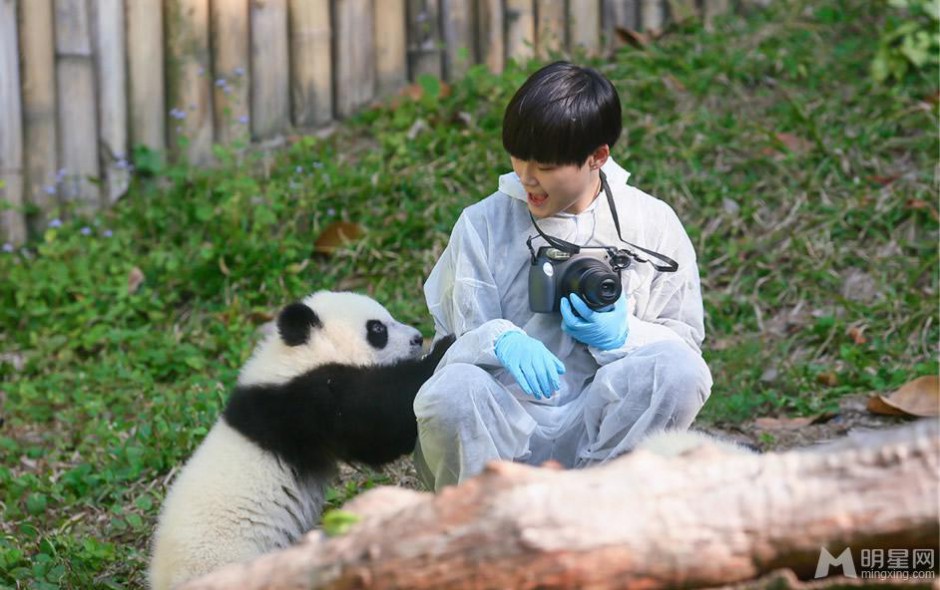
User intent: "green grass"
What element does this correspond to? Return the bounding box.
[1,0,937,586]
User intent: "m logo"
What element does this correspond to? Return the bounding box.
[815,547,858,578]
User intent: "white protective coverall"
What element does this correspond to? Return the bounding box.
[414,158,713,491]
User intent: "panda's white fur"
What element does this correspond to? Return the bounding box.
[148,291,451,590]
[634,429,757,457]
[237,291,421,387]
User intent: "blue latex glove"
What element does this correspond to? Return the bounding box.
[560,293,629,351]
[494,331,566,400]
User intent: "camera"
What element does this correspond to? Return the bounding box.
[528,247,626,314]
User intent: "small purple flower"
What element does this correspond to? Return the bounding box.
[234,66,245,77]
[56,168,67,181]
[312,161,324,169]
[116,158,130,170]
[48,218,62,228]
[80,226,92,236]
[43,185,56,195]
[103,229,113,238]
[327,208,336,217]
[2,243,13,253]
[215,78,227,87]
[295,166,303,174]
[170,108,187,120]
[238,115,250,125]
[223,85,233,95]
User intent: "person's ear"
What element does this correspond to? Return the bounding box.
[587,145,610,171]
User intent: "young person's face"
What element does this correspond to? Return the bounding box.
[510,145,610,219]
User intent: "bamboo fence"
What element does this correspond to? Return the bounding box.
[0,0,736,244]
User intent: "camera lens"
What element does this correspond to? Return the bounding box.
[559,258,622,310]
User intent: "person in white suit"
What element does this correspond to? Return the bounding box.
[413,61,714,491]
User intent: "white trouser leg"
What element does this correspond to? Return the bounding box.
[577,340,713,466]
[413,363,537,491]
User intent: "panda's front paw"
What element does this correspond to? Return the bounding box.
[426,334,456,365]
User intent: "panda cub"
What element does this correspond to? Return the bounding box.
[149,291,453,590]
[634,429,757,456]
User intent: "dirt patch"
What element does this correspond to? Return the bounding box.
[705,393,917,452]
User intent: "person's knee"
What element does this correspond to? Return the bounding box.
[414,363,493,429]
[655,341,712,419]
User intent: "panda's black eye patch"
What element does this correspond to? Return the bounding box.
[277,303,322,346]
[366,320,388,349]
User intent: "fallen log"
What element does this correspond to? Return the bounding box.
[183,420,939,589]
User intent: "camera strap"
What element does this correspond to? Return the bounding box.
[527,169,679,273]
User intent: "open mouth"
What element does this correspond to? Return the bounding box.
[527,192,548,206]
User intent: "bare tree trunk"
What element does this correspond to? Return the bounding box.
[184,420,940,590]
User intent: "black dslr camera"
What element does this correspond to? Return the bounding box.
[525,170,680,315]
[528,246,631,313]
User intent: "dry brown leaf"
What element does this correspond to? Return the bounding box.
[753,417,814,430]
[249,310,274,324]
[773,132,813,155]
[846,326,867,345]
[866,174,900,186]
[128,267,145,294]
[753,413,836,433]
[401,84,424,101]
[867,375,940,417]
[816,372,839,387]
[614,27,652,49]
[313,221,365,255]
[662,74,687,94]
[398,81,451,102]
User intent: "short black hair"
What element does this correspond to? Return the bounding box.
[502,61,622,166]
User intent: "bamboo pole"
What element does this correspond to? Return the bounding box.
[536,0,566,58]
[475,0,503,73]
[18,0,59,232]
[0,0,25,245]
[407,0,443,79]
[667,0,698,24]
[505,0,535,63]
[335,0,376,117]
[569,0,601,56]
[91,0,129,204]
[164,0,214,165]
[374,0,408,95]
[440,0,473,80]
[640,0,664,31]
[703,0,730,30]
[250,0,290,140]
[126,0,166,152]
[603,0,637,55]
[210,0,250,144]
[54,0,100,214]
[289,0,333,127]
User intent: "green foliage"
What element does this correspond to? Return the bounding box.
[0,0,936,586]
[320,510,362,537]
[871,0,940,83]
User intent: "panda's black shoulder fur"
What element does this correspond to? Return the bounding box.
[222,335,455,476]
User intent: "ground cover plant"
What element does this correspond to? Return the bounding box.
[1,0,937,587]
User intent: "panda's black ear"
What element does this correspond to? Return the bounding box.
[277,302,322,346]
